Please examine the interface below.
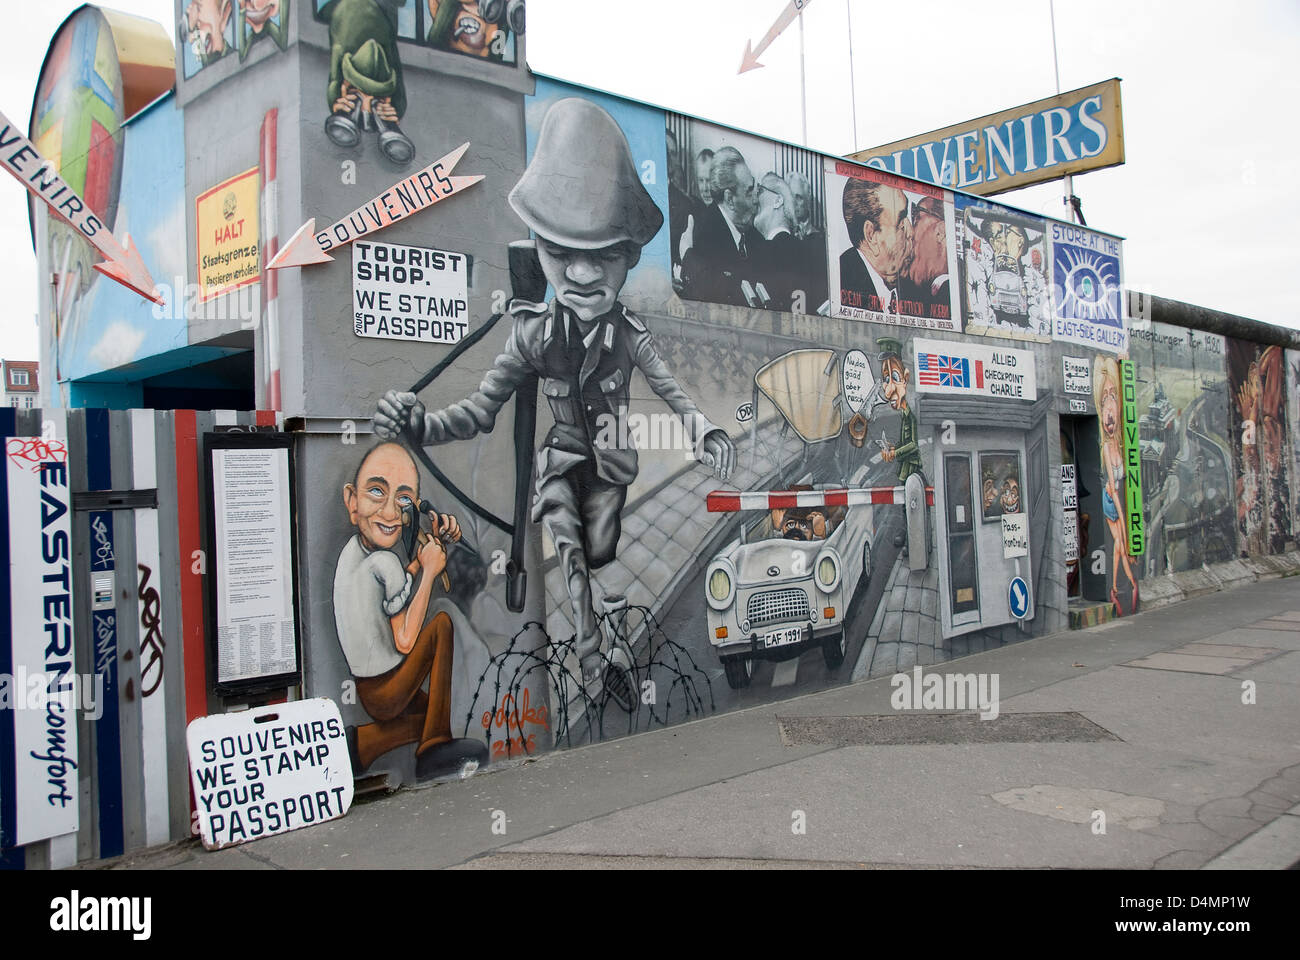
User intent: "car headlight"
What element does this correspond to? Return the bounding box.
[814,550,841,593]
[709,568,731,602]
[706,559,737,611]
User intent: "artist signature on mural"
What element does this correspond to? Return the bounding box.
[481,689,548,758]
[6,437,67,472]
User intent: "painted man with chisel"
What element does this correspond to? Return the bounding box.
[333,441,488,780]
[374,98,735,712]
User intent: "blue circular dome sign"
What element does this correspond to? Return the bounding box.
[1008,577,1030,619]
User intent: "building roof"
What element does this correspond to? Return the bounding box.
[3,360,40,393]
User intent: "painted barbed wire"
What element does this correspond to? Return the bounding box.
[462,604,715,756]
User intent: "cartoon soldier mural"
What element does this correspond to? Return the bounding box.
[184,0,234,67]
[238,0,290,61]
[322,0,415,166]
[427,0,524,59]
[877,337,923,484]
[375,98,736,710]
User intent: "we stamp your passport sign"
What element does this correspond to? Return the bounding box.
[187,698,354,850]
[353,240,470,344]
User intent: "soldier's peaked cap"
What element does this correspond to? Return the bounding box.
[509,99,664,250]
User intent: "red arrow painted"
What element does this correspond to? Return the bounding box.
[268,142,483,270]
[0,109,162,304]
[740,0,814,74]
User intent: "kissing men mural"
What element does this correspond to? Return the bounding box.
[826,161,960,331]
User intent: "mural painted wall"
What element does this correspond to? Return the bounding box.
[55,96,189,382]
[181,0,290,77]
[233,10,1295,789]
[1130,323,1234,579]
[1288,349,1300,538]
[1227,337,1292,556]
[30,7,182,395]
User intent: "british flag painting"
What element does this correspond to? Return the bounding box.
[917,352,970,388]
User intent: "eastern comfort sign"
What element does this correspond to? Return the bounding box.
[4,436,78,846]
[848,79,1124,196]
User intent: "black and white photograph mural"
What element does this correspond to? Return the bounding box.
[667,114,828,315]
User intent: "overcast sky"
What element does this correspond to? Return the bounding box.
[2,0,1297,363]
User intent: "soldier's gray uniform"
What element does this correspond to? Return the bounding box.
[417,297,720,657]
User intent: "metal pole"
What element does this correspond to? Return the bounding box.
[1049,0,1077,222]
[847,0,858,152]
[799,8,808,145]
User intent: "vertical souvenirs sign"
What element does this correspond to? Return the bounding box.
[1050,223,1126,355]
[1120,359,1145,556]
[4,435,78,845]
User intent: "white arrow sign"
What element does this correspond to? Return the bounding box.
[739,0,814,73]
[1,109,161,304]
[268,142,483,270]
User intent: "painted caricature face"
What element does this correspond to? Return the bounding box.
[696,158,713,204]
[983,477,997,508]
[990,223,1027,264]
[187,0,233,57]
[239,0,279,32]
[788,180,811,225]
[860,187,912,282]
[1000,478,1020,513]
[881,356,908,410]
[754,180,787,237]
[344,443,419,552]
[1100,379,1120,438]
[537,238,638,323]
[725,162,758,230]
[909,208,947,283]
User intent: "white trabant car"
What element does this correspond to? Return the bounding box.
[704,477,876,689]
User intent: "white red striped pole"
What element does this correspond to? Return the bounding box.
[707,486,935,512]
[260,109,281,411]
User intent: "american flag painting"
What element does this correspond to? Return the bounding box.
[917,352,970,388]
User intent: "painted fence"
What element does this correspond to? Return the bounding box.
[0,406,280,869]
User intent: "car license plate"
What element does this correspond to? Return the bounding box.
[763,626,802,648]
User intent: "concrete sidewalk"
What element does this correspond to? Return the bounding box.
[90,576,1300,870]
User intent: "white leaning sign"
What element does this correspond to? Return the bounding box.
[187,698,354,850]
[6,435,79,845]
[352,239,470,344]
[1062,356,1092,396]
[1001,512,1029,559]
